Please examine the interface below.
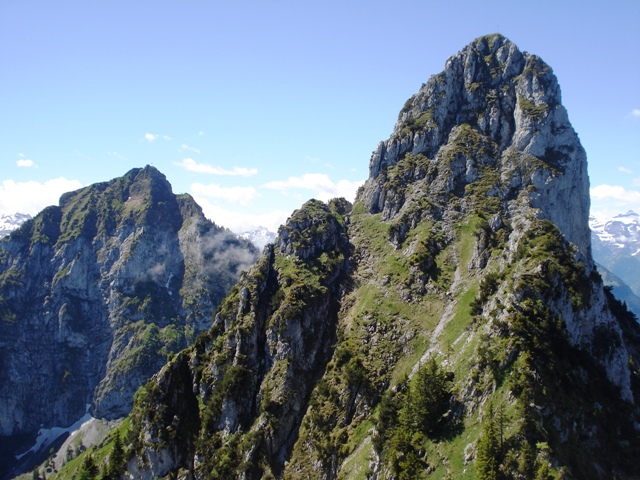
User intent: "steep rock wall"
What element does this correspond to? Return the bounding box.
[0,166,258,438]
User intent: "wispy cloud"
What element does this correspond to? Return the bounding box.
[191,182,260,206]
[591,184,640,202]
[193,198,289,233]
[591,184,640,216]
[618,166,633,174]
[16,159,35,168]
[180,144,201,154]
[630,109,640,118]
[263,173,364,202]
[107,151,128,161]
[175,158,258,177]
[144,133,172,142]
[0,178,83,216]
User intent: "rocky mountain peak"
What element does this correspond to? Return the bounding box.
[276,198,351,261]
[0,166,259,467]
[16,37,640,480]
[362,33,590,257]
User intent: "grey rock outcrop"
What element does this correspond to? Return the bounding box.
[0,166,258,440]
[360,34,633,401]
[362,33,590,258]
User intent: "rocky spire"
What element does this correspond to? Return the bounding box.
[361,34,591,258]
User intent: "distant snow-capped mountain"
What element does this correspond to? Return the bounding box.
[239,226,277,250]
[590,210,640,301]
[0,212,32,238]
[590,210,640,255]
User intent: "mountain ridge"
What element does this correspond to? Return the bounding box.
[98,35,640,480]
[0,166,259,478]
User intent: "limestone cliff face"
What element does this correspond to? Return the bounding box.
[0,166,258,438]
[358,33,633,401]
[363,33,590,258]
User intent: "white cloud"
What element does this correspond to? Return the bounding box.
[175,158,258,177]
[107,151,128,161]
[181,144,201,154]
[262,173,364,203]
[144,133,159,142]
[0,178,83,216]
[162,135,172,141]
[618,166,633,174]
[193,198,289,233]
[16,159,35,168]
[630,109,640,118]
[191,182,260,206]
[591,184,640,202]
[590,184,640,216]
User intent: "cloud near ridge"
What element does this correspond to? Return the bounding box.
[0,178,83,216]
[262,173,364,203]
[191,182,260,206]
[176,158,257,177]
[193,198,289,234]
[590,184,640,216]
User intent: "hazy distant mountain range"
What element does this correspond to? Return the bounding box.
[0,213,32,238]
[590,211,640,317]
[239,226,277,250]
[591,210,640,258]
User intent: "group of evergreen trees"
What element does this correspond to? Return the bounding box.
[374,358,454,478]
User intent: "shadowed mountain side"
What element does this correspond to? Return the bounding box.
[0,166,259,477]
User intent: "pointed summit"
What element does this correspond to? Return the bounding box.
[0,166,258,444]
[362,34,590,257]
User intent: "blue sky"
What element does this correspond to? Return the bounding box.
[1,1,639,232]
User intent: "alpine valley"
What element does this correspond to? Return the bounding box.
[7,34,640,480]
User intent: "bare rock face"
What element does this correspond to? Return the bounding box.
[359,34,635,401]
[362,34,590,258]
[0,166,258,440]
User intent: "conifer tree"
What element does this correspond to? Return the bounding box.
[76,452,99,480]
[109,430,126,476]
[402,358,451,436]
[477,401,500,480]
[100,462,111,480]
